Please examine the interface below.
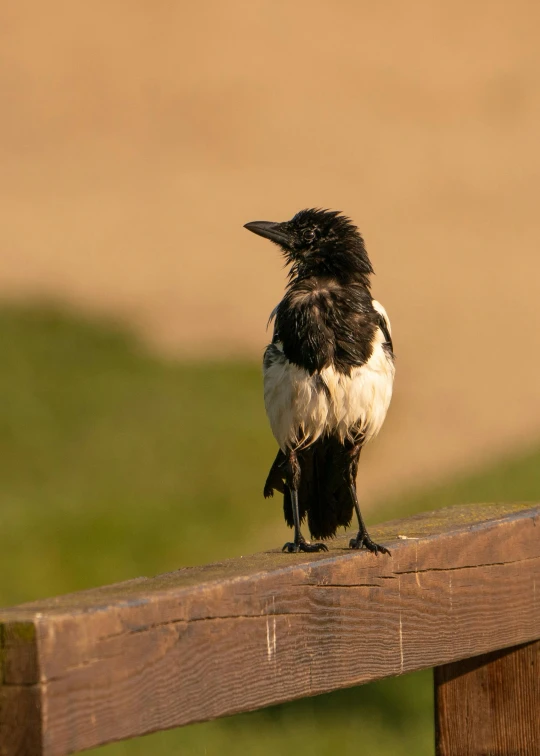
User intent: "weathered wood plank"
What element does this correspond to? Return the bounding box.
[435,640,540,755]
[0,502,539,756]
[0,686,42,756]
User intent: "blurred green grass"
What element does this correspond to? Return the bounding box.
[0,306,538,756]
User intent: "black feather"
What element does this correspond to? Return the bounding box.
[376,312,393,354]
[266,438,359,540]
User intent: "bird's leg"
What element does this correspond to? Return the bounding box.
[282,449,328,554]
[349,490,391,555]
[347,444,391,556]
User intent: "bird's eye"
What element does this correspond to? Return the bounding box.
[302,228,316,242]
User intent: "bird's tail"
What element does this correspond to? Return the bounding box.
[265,437,355,540]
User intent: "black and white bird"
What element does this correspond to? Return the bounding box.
[244,208,394,555]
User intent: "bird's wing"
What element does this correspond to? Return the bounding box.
[372,299,393,353]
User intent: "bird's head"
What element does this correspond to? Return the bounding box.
[244,208,373,285]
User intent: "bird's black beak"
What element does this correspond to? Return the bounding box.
[244,220,289,246]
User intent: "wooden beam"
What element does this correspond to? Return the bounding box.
[434,640,540,755]
[1,502,539,756]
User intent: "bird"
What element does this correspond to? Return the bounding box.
[244,208,394,555]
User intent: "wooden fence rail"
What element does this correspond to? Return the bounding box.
[1,501,539,755]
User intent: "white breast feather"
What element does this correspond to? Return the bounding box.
[264,308,395,452]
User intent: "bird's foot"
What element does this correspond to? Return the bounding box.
[282,540,328,553]
[349,533,391,556]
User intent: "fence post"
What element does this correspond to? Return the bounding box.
[434,640,540,755]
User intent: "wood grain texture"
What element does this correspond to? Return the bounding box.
[0,686,42,756]
[0,502,539,756]
[435,640,540,756]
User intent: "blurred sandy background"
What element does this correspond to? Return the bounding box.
[2,0,540,502]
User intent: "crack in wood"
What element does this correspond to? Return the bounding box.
[97,610,313,643]
[395,554,540,575]
[299,582,389,588]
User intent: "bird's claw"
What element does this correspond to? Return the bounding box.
[349,535,391,556]
[282,541,328,553]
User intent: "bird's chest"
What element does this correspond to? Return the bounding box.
[275,301,333,374]
[263,336,394,451]
[274,289,375,375]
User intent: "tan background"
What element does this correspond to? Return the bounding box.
[2,0,539,501]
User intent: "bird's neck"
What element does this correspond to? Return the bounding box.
[288,269,372,292]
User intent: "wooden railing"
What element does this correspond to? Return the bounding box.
[1,502,539,755]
